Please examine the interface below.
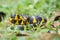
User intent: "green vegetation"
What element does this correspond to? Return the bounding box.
[0,0,60,40]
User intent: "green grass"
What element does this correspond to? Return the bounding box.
[0,0,60,40]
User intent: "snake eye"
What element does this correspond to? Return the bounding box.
[54,16,60,21]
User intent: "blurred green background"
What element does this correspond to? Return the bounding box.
[0,0,57,17]
[0,0,60,40]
